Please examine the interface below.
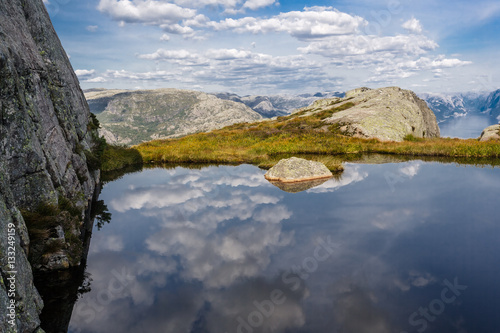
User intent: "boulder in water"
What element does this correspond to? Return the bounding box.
[264,157,333,183]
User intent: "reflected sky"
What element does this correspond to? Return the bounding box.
[69,163,500,333]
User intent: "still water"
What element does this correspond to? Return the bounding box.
[68,162,500,333]
[438,114,495,139]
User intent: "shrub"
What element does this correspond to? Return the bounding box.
[404,134,425,142]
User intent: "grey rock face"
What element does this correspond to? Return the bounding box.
[0,163,44,333]
[1,0,100,331]
[264,157,333,183]
[85,88,263,145]
[479,124,500,141]
[298,87,440,142]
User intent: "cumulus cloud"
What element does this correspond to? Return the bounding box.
[173,0,241,9]
[366,55,472,83]
[402,17,423,34]
[75,69,96,77]
[132,47,341,91]
[243,0,277,10]
[87,2,474,91]
[97,0,196,24]
[299,34,438,58]
[208,6,366,39]
[85,76,108,83]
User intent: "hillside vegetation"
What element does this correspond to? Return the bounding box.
[133,93,500,172]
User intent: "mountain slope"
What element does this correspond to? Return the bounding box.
[85,89,263,145]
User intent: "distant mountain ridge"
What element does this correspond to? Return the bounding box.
[215,91,345,118]
[419,90,500,123]
[217,90,500,123]
[84,88,500,145]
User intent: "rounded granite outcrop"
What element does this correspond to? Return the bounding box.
[300,87,440,142]
[264,157,333,183]
[479,124,500,141]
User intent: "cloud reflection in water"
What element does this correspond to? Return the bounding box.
[69,162,500,333]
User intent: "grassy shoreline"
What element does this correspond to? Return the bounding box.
[101,103,500,172]
[134,129,500,172]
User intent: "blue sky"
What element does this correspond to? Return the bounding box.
[44,0,500,95]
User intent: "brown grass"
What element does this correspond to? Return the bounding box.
[131,102,500,171]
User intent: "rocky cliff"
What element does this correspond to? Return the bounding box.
[85,88,263,145]
[1,0,100,331]
[296,87,440,141]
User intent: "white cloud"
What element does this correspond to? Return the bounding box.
[173,0,241,8]
[75,69,108,83]
[86,76,108,83]
[86,25,99,32]
[205,48,252,60]
[75,69,96,77]
[243,0,277,10]
[132,47,341,91]
[402,18,423,34]
[97,0,196,24]
[208,7,366,39]
[139,48,201,61]
[84,3,474,92]
[299,34,438,58]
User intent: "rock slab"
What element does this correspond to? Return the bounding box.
[264,157,333,183]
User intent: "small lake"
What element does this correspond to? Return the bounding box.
[66,161,500,333]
